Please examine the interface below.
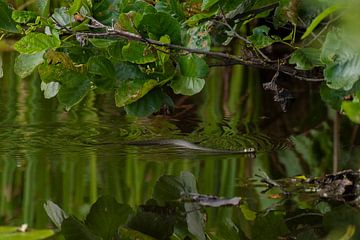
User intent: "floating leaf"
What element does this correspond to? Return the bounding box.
[115,79,158,107]
[85,196,133,240]
[41,81,60,99]
[170,76,205,96]
[289,48,323,70]
[0,0,19,33]
[14,33,61,54]
[44,200,68,229]
[139,12,181,44]
[122,41,157,64]
[0,226,54,240]
[248,25,277,49]
[124,89,171,117]
[14,51,45,78]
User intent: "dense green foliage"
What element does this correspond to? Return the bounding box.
[1,0,360,120]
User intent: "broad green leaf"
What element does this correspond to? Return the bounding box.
[118,227,157,240]
[12,10,37,23]
[114,62,146,81]
[43,200,68,229]
[122,41,157,64]
[88,38,118,48]
[88,56,115,78]
[57,73,92,111]
[85,196,133,240]
[14,33,61,54]
[117,11,142,33]
[324,55,360,90]
[62,217,101,240]
[178,55,209,78]
[68,0,82,15]
[320,30,342,65]
[152,175,184,204]
[41,81,60,99]
[124,89,171,117]
[251,212,289,240]
[240,204,256,221]
[52,7,71,27]
[320,83,347,110]
[289,48,323,70]
[342,101,360,124]
[248,25,277,49]
[127,200,176,239]
[185,11,216,26]
[93,0,120,25]
[170,76,205,95]
[0,226,54,240]
[201,0,220,10]
[0,0,19,33]
[33,0,50,16]
[139,12,181,44]
[115,79,158,107]
[301,4,342,40]
[14,51,45,78]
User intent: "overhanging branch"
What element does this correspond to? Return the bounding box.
[75,29,324,82]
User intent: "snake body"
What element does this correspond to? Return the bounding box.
[128,139,255,154]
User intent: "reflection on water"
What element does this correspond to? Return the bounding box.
[0,52,333,229]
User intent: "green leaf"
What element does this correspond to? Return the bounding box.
[184,25,211,51]
[171,76,205,96]
[33,0,50,16]
[85,196,134,240]
[178,55,209,78]
[185,11,216,26]
[248,25,277,49]
[14,51,45,78]
[41,81,60,99]
[88,56,115,78]
[320,83,347,110]
[124,89,171,117]
[115,79,158,107]
[118,11,143,33]
[52,7,71,27]
[0,226,54,240]
[201,0,220,10]
[14,33,61,54]
[68,0,82,15]
[62,217,102,240]
[43,200,68,229]
[122,41,157,64]
[139,12,181,44]
[118,227,157,240]
[342,101,360,124]
[93,0,120,25]
[301,4,342,40]
[289,48,323,70]
[251,212,289,240]
[127,200,176,239]
[0,55,3,78]
[88,38,118,48]
[0,0,19,33]
[12,10,37,23]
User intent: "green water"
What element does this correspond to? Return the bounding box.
[0,52,357,234]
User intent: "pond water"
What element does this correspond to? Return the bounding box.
[1,52,359,238]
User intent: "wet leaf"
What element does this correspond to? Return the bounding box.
[43,200,68,229]
[171,76,205,96]
[248,25,277,49]
[122,41,157,64]
[289,48,323,70]
[85,196,133,240]
[88,56,115,78]
[14,33,61,54]
[115,79,158,107]
[0,226,54,240]
[124,89,171,117]
[139,12,181,44]
[14,51,45,78]
[62,217,101,240]
[41,81,60,99]
[12,10,37,23]
[0,0,19,33]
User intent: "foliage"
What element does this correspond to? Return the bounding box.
[0,0,359,121]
